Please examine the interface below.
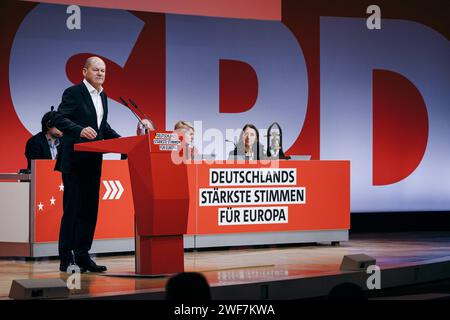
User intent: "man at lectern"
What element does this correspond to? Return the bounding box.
[53,56,152,273]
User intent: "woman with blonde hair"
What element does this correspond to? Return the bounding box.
[174,121,197,160]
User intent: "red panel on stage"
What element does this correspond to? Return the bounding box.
[74,134,189,275]
[33,159,350,242]
[33,160,134,242]
[193,160,350,234]
[136,236,184,275]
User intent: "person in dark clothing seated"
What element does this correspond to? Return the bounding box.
[25,109,63,170]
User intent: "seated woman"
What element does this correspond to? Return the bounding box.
[174,120,197,160]
[228,124,266,160]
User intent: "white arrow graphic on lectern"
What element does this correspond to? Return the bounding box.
[115,180,124,199]
[102,180,124,200]
[108,180,118,200]
[103,180,111,200]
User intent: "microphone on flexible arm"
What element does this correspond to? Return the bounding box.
[118,97,148,134]
[128,98,156,130]
[225,139,238,160]
[225,139,237,148]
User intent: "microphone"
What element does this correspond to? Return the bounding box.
[225,139,237,147]
[118,97,148,134]
[128,98,156,130]
[47,106,57,128]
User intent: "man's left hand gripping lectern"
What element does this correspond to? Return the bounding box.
[74,133,189,275]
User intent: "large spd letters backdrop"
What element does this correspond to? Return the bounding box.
[0,0,449,212]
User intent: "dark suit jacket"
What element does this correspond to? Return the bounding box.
[53,82,120,175]
[25,131,54,169]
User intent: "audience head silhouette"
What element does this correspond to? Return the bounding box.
[165,272,211,301]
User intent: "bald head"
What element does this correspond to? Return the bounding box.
[83,56,106,91]
[84,56,105,69]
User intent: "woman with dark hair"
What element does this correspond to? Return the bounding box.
[228,124,266,160]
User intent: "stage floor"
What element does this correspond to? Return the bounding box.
[1,232,450,300]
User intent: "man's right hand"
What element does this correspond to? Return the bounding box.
[80,127,97,140]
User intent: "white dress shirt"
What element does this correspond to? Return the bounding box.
[46,135,60,160]
[83,79,104,128]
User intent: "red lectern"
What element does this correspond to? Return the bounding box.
[74,132,189,275]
